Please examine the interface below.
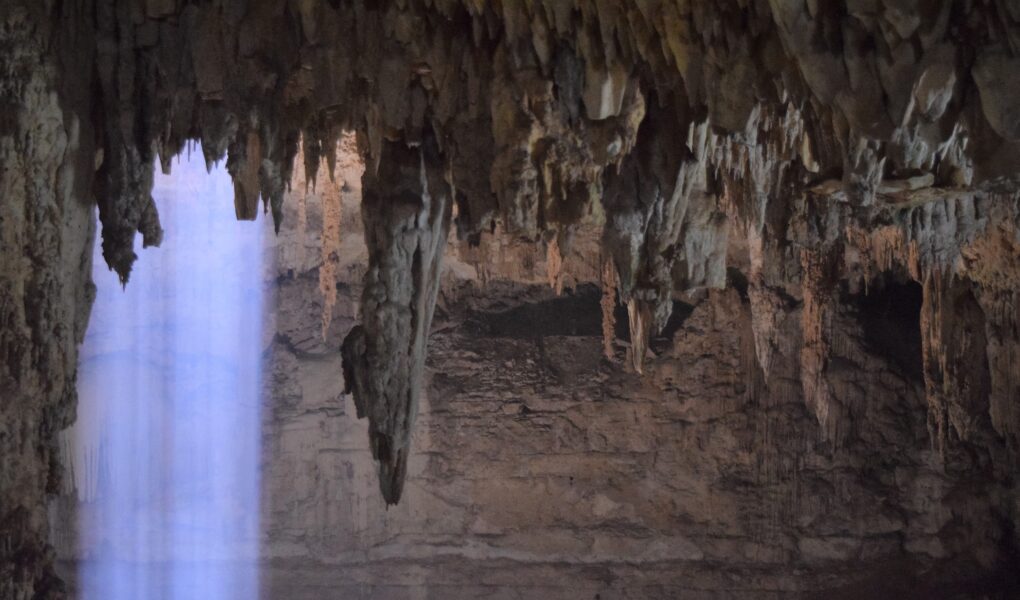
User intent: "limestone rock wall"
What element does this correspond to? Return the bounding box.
[39,119,1020,600]
[0,3,97,597]
[4,1,1020,596]
[249,157,1019,597]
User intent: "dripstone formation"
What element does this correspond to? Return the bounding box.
[2,0,1020,597]
[341,134,452,504]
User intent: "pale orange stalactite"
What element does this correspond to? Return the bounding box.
[319,141,343,340]
[600,255,617,361]
[627,299,652,375]
[546,234,564,296]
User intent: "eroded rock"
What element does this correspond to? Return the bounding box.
[5,1,1020,594]
[341,134,451,504]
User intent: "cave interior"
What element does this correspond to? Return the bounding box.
[2,0,1020,598]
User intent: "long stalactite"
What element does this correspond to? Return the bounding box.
[342,132,452,505]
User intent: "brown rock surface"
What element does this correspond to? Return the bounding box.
[2,0,1020,596]
[1,3,97,597]
[258,170,1017,596]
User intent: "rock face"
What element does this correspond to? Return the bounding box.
[4,0,1020,597]
[259,162,1020,597]
[0,3,97,598]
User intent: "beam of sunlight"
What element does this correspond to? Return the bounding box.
[71,149,264,599]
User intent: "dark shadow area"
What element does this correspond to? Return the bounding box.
[818,552,1020,600]
[467,283,693,350]
[469,285,603,340]
[647,301,695,354]
[470,284,604,338]
[853,277,924,381]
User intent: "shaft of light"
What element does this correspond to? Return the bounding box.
[74,150,264,599]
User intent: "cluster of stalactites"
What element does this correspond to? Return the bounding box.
[79,0,1020,497]
[793,187,1020,455]
[90,1,1020,282]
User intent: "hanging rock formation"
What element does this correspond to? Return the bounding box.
[3,0,1020,596]
[341,134,452,505]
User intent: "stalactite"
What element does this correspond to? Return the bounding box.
[288,139,344,340]
[295,179,308,266]
[341,133,452,504]
[319,161,342,340]
[229,131,262,221]
[626,298,652,375]
[799,247,844,443]
[600,256,617,360]
[920,272,993,454]
[546,234,564,296]
[93,0,164,284]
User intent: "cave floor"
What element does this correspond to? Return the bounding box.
[57,556,1005,600]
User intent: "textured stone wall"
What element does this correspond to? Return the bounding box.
[6,1,1020,596]
[42,138,1020,600]
[0,3,97,597]
[248,152,1018,598]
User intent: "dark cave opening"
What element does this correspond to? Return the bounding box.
[469,283,693,351]
[854,277,924,382]
[470,284,605,338]
[646,300,695,354]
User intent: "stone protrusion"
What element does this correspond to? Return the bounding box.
[341,134,452,504]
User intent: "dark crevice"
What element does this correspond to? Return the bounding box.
[469,284,604,338]
[466,284,693,351]
[853,277,924,382]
